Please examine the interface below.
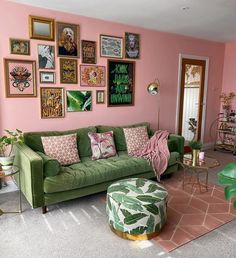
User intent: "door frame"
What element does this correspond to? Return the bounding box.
[175,54,209,142]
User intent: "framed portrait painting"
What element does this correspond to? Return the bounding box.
[124,32,140,59]
[29,15,55,41]
[107,59,135,107]
[56,22,80,58]
[67,91,92,112]
[10,38,30,55]
[81,40,96,64]
[40,87,65,118]
[38,44,55,69]
[60,58,78,84]
[4,59,37,98]
[80,65,105,87]
[100,35,123,58]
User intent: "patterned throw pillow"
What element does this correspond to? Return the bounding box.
[88,131,117,160]
[123,126,149,155]
[41,134,80,165]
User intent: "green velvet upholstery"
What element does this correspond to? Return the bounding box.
[24,126,96,157]
[14,124,184,209]
[36,152,60,177]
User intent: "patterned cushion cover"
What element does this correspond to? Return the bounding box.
[123,126,149,155]
[41,134,80,165]
[88,131,117,160]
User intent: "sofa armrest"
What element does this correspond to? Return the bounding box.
[14,143,44,208]
[168,134,185,158]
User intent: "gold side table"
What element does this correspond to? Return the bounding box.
[178,155,220,193]
[0,166,22,216]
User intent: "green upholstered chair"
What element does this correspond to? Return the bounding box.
[218,163,236,208]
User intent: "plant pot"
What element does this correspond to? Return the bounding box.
[0,155,15,168]
[192,149,200,166]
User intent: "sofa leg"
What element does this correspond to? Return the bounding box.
[42,206,47,214]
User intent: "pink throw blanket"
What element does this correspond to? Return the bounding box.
[134,130,170,181]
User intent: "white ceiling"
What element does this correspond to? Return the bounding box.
[9,0,236,42]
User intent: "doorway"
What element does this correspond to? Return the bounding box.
[177,57,207,141]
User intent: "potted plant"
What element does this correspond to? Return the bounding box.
[189,140,203,166]
[0,129,23,168]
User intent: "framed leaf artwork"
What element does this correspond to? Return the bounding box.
[80,65,105,87]
[67,90,92,112]
[60,58,78,84]
[40,87,65,118]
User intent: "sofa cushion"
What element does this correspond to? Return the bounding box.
[43,151,180,194]
[41,134,80,165]
[96,122,151,152]
[37,152,60,177]
[24,126,96,157]
[123,126,149,155]
[88,131,117,160]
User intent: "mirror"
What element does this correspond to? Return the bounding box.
[33,22,50,36]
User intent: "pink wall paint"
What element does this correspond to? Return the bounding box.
[0,1,225,143]
[222,42,236,110]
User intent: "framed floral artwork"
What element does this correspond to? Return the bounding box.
[60,58,78,84]
[40,87,65,118]
[100,35,123,58]
[56,22,80,58]
[4,59,37,98]
[81,40,96,64]
[80,65,105,87]
[10,38,30,55]
[67,90,92,112]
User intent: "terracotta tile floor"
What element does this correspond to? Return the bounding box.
[153,172,236,252]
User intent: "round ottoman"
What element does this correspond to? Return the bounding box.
[106,178,168,240]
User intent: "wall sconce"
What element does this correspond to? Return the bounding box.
[147,78,160,95]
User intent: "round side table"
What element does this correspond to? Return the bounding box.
[0,166,22,216]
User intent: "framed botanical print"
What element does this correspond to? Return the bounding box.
[40,72,55,84]
[96,90,105,104]
[100,35,123,58]
[80,65,105,87]
[67,91,92,112]
[107,59,135,106]
[40,87,65,118]
[38,44,55,69]
[56,22,80,58]
[10,38,30,55]
[81,40,96,64]
[29,15,55,41]
[124,32,140,59]
[60,58,78,84]
[4,59,37,98]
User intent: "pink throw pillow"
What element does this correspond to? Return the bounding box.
[41,134,80,165]
[123,126,149,155]
[88,131,117,160]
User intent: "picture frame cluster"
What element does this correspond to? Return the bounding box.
[4,14,140,118]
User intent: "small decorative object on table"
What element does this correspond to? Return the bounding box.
[188,140,203,166]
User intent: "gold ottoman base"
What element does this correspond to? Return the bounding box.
[110,225,159,241]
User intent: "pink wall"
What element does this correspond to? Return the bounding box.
[222,42,236,110]
[0,1,225,143]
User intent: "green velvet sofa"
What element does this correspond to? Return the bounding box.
[13,123,184,213]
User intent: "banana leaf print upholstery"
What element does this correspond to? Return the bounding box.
[106,178,168,240]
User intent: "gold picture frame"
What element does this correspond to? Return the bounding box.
[4,58,37,98]
[40,87,65,119]
[60,58,78,84]
[29,15,55,41]
[10,38,30,55]
[96,90,105,104]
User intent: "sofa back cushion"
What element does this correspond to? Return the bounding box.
[24,126,96,158]
[96,122,151,151]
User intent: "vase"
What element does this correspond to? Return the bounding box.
[192,149,200,166]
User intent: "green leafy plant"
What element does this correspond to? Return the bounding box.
[0,129,23,157]
[189,140,203,150]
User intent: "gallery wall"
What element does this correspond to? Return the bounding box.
[222,42,236,110]
[0,1,225,143]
